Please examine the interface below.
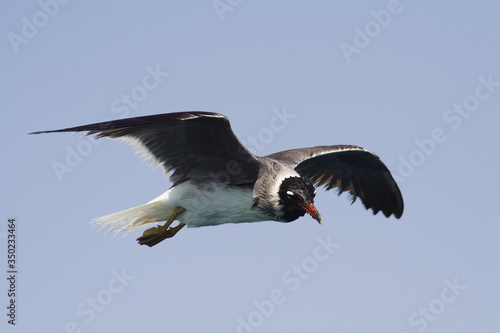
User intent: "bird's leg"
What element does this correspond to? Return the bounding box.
[137,206,186,247]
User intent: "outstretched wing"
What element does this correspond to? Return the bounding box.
[30,112,260,185]
[266,145,403,218]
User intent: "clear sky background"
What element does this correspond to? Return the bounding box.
[1,1,499,332]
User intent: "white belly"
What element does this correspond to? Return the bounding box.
[150,181,268,228]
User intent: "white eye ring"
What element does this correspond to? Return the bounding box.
[286,190,294,197]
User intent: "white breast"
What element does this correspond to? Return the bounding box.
[151,181,268,228]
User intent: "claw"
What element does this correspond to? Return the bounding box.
[136,206,186,247]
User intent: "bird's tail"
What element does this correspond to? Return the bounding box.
[92,200,173,236]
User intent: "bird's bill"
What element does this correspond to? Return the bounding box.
[299,202,322,224]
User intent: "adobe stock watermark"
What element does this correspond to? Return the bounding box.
[213,0,244,21]
[191,106,296,209]
[55,267,135,333]
[400,278,467,333]
[50,64,170,182]
[241,106,296,154]
[339,0,422,64]
[228,235,340,333]
[393,73,499,184]
[7,0,73,54]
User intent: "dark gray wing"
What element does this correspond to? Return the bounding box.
[30,112,260,185]
[266,145,403,218]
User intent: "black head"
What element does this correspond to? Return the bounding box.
[278,177,321,223]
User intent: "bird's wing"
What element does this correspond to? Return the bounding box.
[266,145,403,218]
[30,112,261,185]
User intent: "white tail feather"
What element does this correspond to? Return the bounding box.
[91,200,173,237]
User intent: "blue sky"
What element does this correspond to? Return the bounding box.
[1,1,499,332]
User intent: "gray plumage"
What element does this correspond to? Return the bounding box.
[30,111,403,245]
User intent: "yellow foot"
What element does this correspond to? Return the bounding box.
[137,206,185,247]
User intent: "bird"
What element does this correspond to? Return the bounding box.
[30,112,403,247]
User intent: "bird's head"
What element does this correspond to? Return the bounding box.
[278,177,321,224]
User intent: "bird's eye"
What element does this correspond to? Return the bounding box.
[286,190,294,199]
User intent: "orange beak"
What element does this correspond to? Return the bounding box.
[299,202,322,224]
